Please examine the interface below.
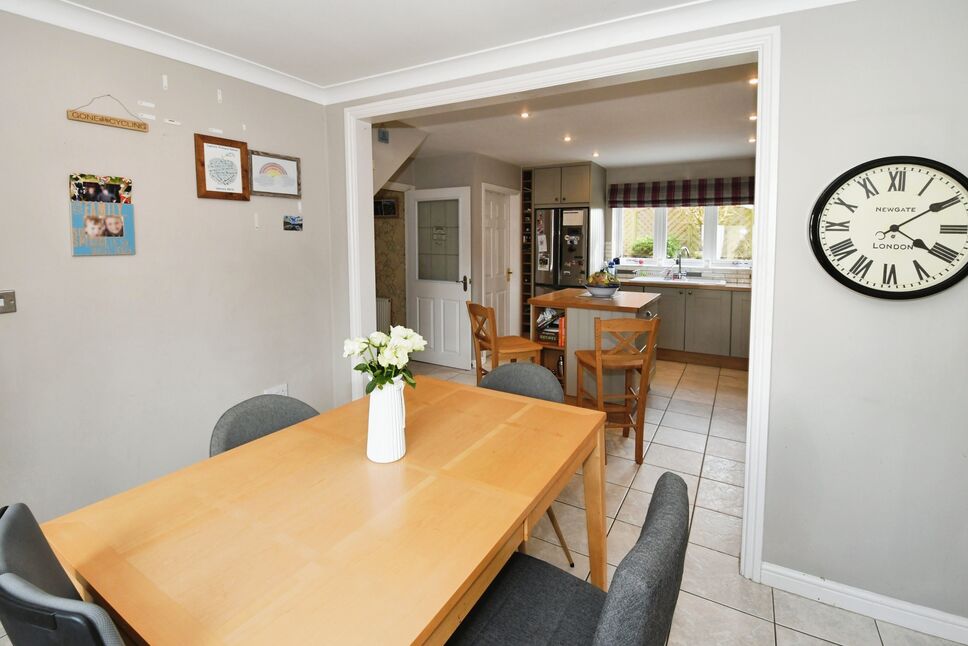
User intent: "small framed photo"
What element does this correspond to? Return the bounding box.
[374,196,399,218]
[250,150,301,198]
[69,173,135,256]
[194,133,250,200]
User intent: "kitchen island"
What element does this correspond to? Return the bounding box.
[529,288,660,398]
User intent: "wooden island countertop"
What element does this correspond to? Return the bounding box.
[529,287,660,313]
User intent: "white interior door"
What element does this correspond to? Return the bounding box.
[482,186,516,336]
[406,187,472,369]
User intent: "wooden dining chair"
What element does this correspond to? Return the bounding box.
[467,302,543,386]
[479,363,576,568]
[575,317,661,464]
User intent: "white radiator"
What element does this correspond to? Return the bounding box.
[376,297,392,332]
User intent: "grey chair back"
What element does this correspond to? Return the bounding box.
[592,472,690,646]
[0,504,124,646]
[479,363,564,403]
[210,394,319,457]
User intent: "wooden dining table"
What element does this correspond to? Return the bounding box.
[43,376,608,645]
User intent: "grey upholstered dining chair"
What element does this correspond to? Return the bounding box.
[479,363,576,567]
[209,394,319,457]
[0,504,124,646]
[447,472,689,646]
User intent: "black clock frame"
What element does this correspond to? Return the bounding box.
[808,155,968,300]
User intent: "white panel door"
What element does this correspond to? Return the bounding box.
[406,187,472,369]
[482,188,511,336]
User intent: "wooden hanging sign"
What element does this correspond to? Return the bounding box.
[66,109,148,133]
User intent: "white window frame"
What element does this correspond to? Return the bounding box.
[612,205,754,268]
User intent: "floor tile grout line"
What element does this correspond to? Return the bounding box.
[676,589,775,627]
[772,588,778,643]
[688,369,720,531]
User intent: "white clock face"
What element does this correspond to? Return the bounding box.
[811,159,968,298]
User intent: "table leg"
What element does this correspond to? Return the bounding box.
[582,425,607,590]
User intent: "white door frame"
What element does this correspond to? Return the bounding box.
[405,187,473,370]
[343,26,780,583]
[480,182,521,337]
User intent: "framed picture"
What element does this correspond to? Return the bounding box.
[69,173,135,256]
[374,196,399,218]
[194,133,250,200]
[250,150,301,198]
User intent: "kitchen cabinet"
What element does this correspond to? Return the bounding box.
[533,167,561,205]
[684,289,732,355]
[651,287,686,351]
[730,290,752,358]
[533,165,591,205]
[561,165,590,204]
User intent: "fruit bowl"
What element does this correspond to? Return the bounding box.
[585,285,619,298]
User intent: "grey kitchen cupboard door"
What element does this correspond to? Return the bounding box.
[730,290,752,358]
[684,289,731,355]
[533,167,561,205]
[653,287,686,351]
[560,165,591,204]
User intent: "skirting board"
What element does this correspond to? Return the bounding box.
[761,563,968,644]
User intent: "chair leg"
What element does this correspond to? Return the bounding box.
[622,368,633,438]
[633,367,647,465]
[546,507,575,567]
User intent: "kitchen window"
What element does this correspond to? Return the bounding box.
[612,204,754,265]
[608,176,755,267]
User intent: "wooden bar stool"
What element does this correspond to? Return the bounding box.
[467,302,543,385]
[575,317,661,464]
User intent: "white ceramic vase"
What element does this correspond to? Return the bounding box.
[366,376,407,463]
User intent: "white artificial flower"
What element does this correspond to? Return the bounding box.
[369,331,390,347]
[377,342,406,370]
[342,337,368,358]
[390,326,427,353]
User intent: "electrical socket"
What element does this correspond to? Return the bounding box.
[264,383,288,396]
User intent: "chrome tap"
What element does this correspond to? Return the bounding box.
[675,246,691,278]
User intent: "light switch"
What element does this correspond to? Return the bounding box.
[0,290,16,314]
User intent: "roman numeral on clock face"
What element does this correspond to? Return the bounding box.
[940,224,968,234]
[888,170,906,192]
[855,177,879,198]
[914,259,930,281]
[825,220,850,232]
[828,238,857,261]
[928,242,959,263]
[832,197,858,213]
[848,254,873,279]
[882,263,897,285]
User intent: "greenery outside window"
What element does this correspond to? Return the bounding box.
[613,204,753,265]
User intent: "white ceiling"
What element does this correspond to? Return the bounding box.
[6,0,852,104]
[66,0,689,87]
[404,64,758,168]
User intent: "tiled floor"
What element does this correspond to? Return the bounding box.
[409,359,959,646]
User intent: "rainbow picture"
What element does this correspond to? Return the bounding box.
[258,162,288,177]
[250,151,301,198]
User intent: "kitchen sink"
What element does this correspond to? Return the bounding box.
[627,276,728,286]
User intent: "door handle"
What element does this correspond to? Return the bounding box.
[458,275,468,292]
[506,268,513,282]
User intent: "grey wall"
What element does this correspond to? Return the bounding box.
[606,157,756,184]
[760,0,968,617]
[0,14,335,521]
[324,0,968,618]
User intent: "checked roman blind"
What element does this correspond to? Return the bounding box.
[608,176,755,208]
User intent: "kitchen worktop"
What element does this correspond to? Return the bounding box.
[621,277,752,292]
[529,288,660,313]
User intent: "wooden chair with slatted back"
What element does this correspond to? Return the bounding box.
[575,316,661,464]
[467,302,543,386]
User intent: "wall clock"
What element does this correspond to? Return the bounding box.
[809,156,968,299]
